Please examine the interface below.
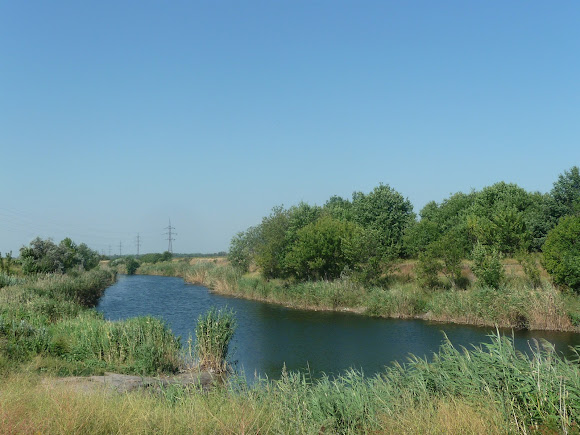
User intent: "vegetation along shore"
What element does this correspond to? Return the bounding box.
[132,166,580,333]
[1,165,580,433]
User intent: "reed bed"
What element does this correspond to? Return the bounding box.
[2,333,578,434]
[193,307,236,373]
[0,268,181,376]
[142,261,580,332]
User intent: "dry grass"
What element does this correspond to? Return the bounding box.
[378,397,510,434]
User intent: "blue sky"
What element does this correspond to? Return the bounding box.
[1,1,579,255]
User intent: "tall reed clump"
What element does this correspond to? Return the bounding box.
[194,307,236,373]
[49,312,181,375]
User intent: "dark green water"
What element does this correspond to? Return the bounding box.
[96,274,580,380]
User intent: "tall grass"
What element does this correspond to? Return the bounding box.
[2,332,578,433]
[141,260,579,332]
[0,268,181,376]
[194,307,236,373]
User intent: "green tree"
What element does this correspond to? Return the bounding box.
[549,166,580,222]
[20,237,100,275]
[351,184,415,260]
[323,195,354,222]
[542,215,580,292]
[228,226,261,273]
[125,257,140,275]
[255,206,291,278]
[284,216,358,280]
[467,182,535,254]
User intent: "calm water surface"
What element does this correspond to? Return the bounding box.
[96,274,580,380]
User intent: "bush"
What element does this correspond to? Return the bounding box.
[471,243,504,289]
[543,215,580,292]
[416,251,442,289]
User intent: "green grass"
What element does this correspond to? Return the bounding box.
[140,260,579,332]
[2,332,579,433]
[193,307,236,373]
[0,268,181,376]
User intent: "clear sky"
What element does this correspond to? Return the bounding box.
[1,1,579,256]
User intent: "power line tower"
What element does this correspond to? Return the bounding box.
[164,219,176,253]
[135,233,141,257]
[119,241,122,256]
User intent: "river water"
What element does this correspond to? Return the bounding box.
[96,274,580,380]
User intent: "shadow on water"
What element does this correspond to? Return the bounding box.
[97,274,580,381]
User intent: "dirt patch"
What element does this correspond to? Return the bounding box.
[43,371,219,394]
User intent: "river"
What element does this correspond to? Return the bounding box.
[96,274,580,380]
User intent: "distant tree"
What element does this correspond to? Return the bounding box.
[20,237,100,275]
[403,219,441,258]
[228,226,261,273]
[323,195,354,222]
[255,206,291,278]
[161,251,173,261]
[467,182,535,254]
[550,166,580,220]
[125,257,140,275]
[284,216,359,280]
[351,184,415,260]
[20,238,64,274]
[542,215,580,292]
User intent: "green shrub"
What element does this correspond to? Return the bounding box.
[471,243,504,289]
[543,215,580,292]
[416,251,442,289]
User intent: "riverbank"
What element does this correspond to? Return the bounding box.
[0,268,181,376]
[2,332,579,433]
[3,264,580,432]
[137,259,580,333]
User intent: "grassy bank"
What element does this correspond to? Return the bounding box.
[2,332,579,433]
[138,260,580,332]
[0,268,180,376]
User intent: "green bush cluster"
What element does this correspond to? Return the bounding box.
[229,184,415,283]
[20,237,100,275]
[230,166,580,292]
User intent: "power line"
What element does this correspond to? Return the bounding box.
[164,219,176,253]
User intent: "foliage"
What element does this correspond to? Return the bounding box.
[466,182,535,254]
[228,226,261,273]
[254,206,291,278]
[20,237,100,275]
[284,216,359,280]
[125,257,140,275]
[351,183,416,260]
[517,252,542,289]
[471,243,504,289]
[0,251,14,275]
[139,251,173,264]
[194,307,236,373]
[543,215,580,292]
[550,165,580,220]
[416,250,443,289]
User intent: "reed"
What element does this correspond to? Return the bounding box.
[194,307,236,373]
[142,261,580,332]
[2,332,578,434]
[0,268,181,376]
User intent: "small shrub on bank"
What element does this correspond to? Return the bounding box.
[471,243,504,289]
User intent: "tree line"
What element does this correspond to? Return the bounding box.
[229,166,580,291]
